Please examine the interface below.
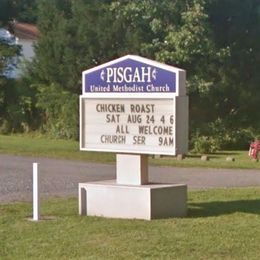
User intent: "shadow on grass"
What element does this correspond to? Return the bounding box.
[212,152,241,156]
[188,199,260,217]
[150,152,242,160]
[190,152,241,158]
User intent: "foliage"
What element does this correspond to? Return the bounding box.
[191,118,257,151]
[35,83,79,139]
[0,38,20,76]
[1,0,260,148]
[33,0,117,93]
[191,134,220,154]
[0,0,37,24]
[111,0,260,140]
[0,0,12,25]
[0,78,38,134]
[206,0,260,130]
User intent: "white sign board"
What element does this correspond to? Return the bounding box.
[80,98,177,155]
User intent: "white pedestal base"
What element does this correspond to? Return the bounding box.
[79,180,187,220]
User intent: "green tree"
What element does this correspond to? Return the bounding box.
[0,0,37,24]
[29,0,260,144]
[208,0,260,129]
[0,7,36,133]
[35,83,78,139]
[0,0,13,25]
[0,38,36,133]
[33,0,116,93]
[111,0,230,137]
[31,0,224,140]
[0,39,19,75]
[0,37,20,101]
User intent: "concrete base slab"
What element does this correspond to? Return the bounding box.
[79,180,187,220]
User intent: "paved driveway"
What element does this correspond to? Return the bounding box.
[0,154,260,203]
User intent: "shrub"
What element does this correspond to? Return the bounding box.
[193,119,257,151]
[36,84,79,139]
[0,78,37,133]
[192,134,220,154]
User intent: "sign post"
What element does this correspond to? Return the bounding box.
[33,162,39,221]
[79,55,188,219]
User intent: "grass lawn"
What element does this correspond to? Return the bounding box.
[0,188,259,259]
[0,134,259,169]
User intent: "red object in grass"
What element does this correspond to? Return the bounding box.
[249,140,260,159]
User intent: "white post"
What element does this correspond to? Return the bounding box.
[33,163,40,221]
[116,154,148,185]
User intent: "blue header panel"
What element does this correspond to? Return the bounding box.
[84,58,176,94]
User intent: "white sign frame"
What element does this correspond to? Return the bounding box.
[80,55,188,156]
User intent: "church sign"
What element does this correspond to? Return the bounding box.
[80,55,188,155]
